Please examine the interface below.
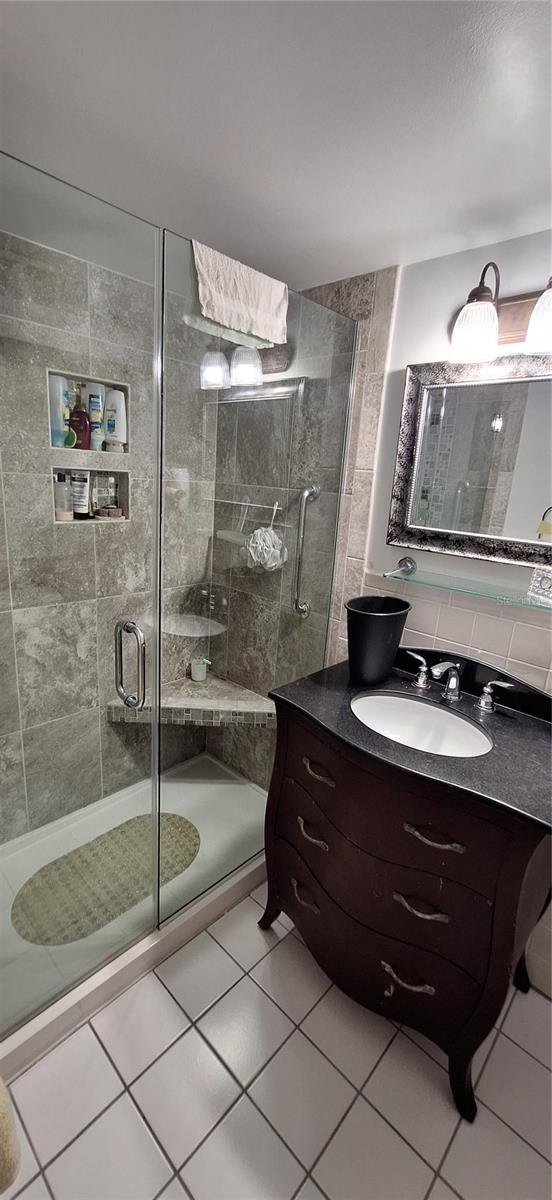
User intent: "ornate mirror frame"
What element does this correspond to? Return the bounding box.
[387,354,552,567]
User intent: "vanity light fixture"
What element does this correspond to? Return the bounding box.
[490,412,503,433]
[524,277,552,352]
[230,345,263,387]
[199,350,230,390]
[450,262,500,363]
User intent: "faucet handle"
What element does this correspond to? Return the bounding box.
[406,651,430,690]
[475,679,515,713]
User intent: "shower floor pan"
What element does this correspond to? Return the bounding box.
[0,754,266,1038]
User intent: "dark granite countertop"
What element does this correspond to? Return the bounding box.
[270,658,552,832]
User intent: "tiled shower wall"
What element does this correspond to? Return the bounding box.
[207,290,355,788]
[0,231,204,845]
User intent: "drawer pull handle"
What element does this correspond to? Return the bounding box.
[291,877,320,914]
[302,757,336,789]
[297,815,329,852]
[404,823,466,855]
[381,960,436,996]
[392,892,449,924]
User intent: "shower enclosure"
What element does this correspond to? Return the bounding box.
[0,154,355,1036]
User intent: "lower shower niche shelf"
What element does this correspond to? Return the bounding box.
[107,674,276,729]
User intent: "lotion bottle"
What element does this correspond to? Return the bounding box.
[104,389,127,452]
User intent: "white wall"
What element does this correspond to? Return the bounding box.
[368,228,551,591]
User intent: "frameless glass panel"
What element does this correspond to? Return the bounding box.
[159,231,355,922]
[0,154,159,1036]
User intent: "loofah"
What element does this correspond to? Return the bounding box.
[0,1079,20,1194]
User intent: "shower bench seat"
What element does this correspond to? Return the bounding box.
[107,673,276,729]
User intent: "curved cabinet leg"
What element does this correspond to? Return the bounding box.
[514,950,531,994]
[449,1053,477,1122]
[257,890,281,930]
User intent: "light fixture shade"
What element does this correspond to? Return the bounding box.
[524,279,552,352]
[200,351,230,390]
[230,346,263,387]
[450,301,499,363]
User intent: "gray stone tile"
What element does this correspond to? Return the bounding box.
[0,232,89,334]
[95,477,154,597]
[89,264,154,351]
[162,587,209,684]
[222,724,276,790]
[14,600,98,728]
[160,724,205,772]
[347,469,373,560]
[162,478,214,591]
[0,315,90,472]
[3,473,96,608]
[165,290,220,362]
[24,710,102,829]
[100,706,151,796]
[299,294,356,359]
[356,369,384,471]
[164,357,216,482]
[226,590,279,696]
[0,483,9,611]
[214,402,237,493]
[275,609,326,688]
[364,266,398,369]
[89,339,154,479]
[289,375,331,491]
[0,731,27,843]
[236,395,292,489]
[331,493,351,620]
[0,611,19,735]
[303,272,375,324]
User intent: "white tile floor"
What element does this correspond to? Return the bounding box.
[7,887,552,1200]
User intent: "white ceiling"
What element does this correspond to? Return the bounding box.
[0,1,550,290]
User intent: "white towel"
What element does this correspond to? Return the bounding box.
[192,240,288,346]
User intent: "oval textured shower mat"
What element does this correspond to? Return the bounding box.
[11,813,200,946]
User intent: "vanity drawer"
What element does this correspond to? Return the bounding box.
[284,713,508,898]
[277,778,493,983]
[274,837,481,1040]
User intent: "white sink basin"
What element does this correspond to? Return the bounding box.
[350,692,493,758]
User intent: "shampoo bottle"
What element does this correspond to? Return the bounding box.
[104,389,127,452]
[83,383,105,451]
[68,388,91,450]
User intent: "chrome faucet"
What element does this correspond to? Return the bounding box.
[431,660,461,703]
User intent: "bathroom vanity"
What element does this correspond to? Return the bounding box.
[259,649,551,1120]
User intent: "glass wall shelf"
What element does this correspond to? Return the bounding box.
[385,568,552,612]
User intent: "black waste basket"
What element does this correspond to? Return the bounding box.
[345,595,411,686]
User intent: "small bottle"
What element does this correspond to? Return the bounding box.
[54,472,73,522]
[71,471,92,519]
[104,389,127,452]
[83,383,105,451]
[68,387,91,450]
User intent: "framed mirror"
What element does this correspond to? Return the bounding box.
[387,355,552,567]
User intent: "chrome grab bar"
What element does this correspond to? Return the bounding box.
[293,484,320,618]
[115,618,146,710]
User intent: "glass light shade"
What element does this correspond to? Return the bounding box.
[524,283,552,352]
[200,351,230,389]
[230,346,263,386]
[450,301,499,363]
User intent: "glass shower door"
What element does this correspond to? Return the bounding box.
[158,230,355,922]
[0,154,160,1036]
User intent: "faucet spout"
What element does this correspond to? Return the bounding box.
[430,660,461,703]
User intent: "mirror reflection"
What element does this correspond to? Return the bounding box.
[410,379,552,543]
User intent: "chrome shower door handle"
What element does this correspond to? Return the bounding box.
[293,484,320,618]
[115,618,146,710]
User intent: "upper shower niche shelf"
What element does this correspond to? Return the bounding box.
[384,568,552,611]
[48,371,129,456]
[107,674,275,729]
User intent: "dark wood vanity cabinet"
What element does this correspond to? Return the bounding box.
[260,702,551,1121]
